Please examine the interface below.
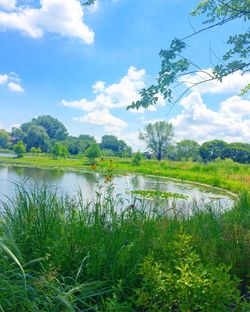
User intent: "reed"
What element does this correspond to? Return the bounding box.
[0,184,249,311]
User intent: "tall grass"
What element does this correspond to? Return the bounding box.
[0,183,249,311]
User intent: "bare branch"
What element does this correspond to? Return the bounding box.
[181,14,242,41]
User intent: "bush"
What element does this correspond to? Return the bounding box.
[136,234,244,311]
[50,142,68,158]
[85,143,101,164]
[132,152,143,166]
[13,141,26,158]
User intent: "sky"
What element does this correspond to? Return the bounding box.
[0,0,249,149]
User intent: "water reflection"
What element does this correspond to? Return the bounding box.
[0,166,235,213]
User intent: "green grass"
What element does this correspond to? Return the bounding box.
[0,184,249,311]
[0,155,249,193]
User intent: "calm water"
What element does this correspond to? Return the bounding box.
[0,166,235,214]
[0,152,16,158]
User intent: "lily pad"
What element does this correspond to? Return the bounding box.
[130,190,188,199]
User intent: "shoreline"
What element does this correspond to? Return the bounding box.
[0,160,239,199]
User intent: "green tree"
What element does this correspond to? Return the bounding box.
[26,125,50,152]
[11,127,25,145]
[139,121,174,161]
[100,135,131,157]
[51,142,68,158]
[176,140,200,161]
[199,140,229,162]
[127,0,250,110]
[227,142,250,164]
[0,129,11,149]
[85,144,101,164]
[32,115,68,140]
[13,141,26,158]
[64,135,96,155]
[132,151,143,166]
[30,147,42,155]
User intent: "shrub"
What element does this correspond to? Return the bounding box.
[136,234,244,311]
[85,143,101,164]
[13,141,26,158]
[132,152,143,166]
[50,142,68,158]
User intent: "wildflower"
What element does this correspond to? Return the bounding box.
[90,164,97,171]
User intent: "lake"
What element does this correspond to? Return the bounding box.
[0,166,235,215]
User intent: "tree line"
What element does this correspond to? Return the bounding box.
[0,116,249,164]
[0,115,132,158]
[139,121,250,164]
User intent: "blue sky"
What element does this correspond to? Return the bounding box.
[0,0,249,148]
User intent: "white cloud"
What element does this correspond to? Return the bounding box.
[63,66,167,133]
[74,109,128,132]
[0,72,24,92]
[0,74,8,84]
[8,81,24,92]
[0,0,94,43]
[93,81,105,93]
[180,70,250,94]
[0,0,16,11]
[63,66,147,111]
[170,92,250,143]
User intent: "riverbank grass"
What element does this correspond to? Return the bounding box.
[0,184,249,311]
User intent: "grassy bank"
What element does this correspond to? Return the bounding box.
[0,185,249,311]
[0,155,249,193]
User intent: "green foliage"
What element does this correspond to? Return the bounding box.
[132,152,143,166]
[130,189,187,199]
[0,129,11,149]
[176,139,200,161]
[127,0,249,109]
[85,143,101,163]
[13,141,26,158]
[30,147,42,155]
[136,234,243,311]
[200,140,229,162]
[127,38,188,109]
[31,115,68,140]
[240,83,250,95]
[200,140,250,163]
[11,127,25,145]
[26,125,50,152]
[140,121,174,160]
[50,142,68,158]
[65,134,96,155]
[100,135,131,157]
[0,185,249,310]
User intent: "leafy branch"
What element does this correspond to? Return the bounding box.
[127,0,250,110]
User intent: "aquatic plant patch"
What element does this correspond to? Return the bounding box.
[130,189,188,199]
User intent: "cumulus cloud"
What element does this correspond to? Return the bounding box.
[170,92,250,143]
[0,73,24,92]
[8,81,24,92]
[63,67,150,132]
[0,0,94,43]
[63,66,166,132]
[62,66,154,112]
[74,109,128,132]
[0,0,16,11]
[63,66,167,133]
[180,69,250,94]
